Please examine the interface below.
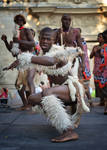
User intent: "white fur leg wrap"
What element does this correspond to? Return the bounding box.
[74,80,90,112]
[67,78,76,102]
[41,95,72,133]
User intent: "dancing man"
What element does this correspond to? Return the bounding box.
[18,27,90,142]
[1,14,36,110]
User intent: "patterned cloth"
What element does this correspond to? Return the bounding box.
[94,47,107,88]
[74,38,91,80]
[82,40,91,80]
[32,41,40,55]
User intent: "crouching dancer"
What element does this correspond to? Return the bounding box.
[18,27,90,142]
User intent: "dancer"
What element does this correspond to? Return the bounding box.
[18,27,90,142]
[98,30,107,114]
[1,14,36,110]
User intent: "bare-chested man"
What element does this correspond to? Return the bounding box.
[18,27,90,142]
[55,14,85,75]
[55,14,82,47]
[1,14,35,110]
[55,14,93,106]
[54,14,87,112]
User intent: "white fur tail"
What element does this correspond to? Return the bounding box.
[68,76,90,112]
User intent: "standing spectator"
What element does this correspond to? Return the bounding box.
[78,28,91,80]
[55,14,85,113]
[90,33,104,106]
[100,30,107,114]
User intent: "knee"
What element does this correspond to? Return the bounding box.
[28,94,35,105]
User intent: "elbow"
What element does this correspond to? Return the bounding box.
[49,57,56,66]
[44,57,56,66]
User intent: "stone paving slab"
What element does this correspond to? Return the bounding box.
[0,106,107,150]
[12,113,48,125]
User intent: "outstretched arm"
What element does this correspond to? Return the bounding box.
[31,56,59,66]
[18,46,80,68]
[3,59,19,71]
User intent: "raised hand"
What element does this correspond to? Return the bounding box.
[1,34,7,42]
[2,67,9,71]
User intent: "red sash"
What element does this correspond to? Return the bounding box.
[19,26,24,30]
[18,26,24,40]
[83,71,91,80]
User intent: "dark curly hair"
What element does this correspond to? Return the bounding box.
[61,14,71,21]
[14,14,26,25]
[40,27,53,36]
[102,30,107,43]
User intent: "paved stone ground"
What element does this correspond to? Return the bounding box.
[0,104,107,150]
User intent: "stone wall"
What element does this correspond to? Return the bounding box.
[0,0,107,89]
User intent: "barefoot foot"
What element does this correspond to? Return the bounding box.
[51,130,79,143]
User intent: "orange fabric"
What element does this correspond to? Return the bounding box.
[99,44,107,71]
[95,79,107,88]
[19,26,24,30]
[18,26,24,40]
[83,71,91,80]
